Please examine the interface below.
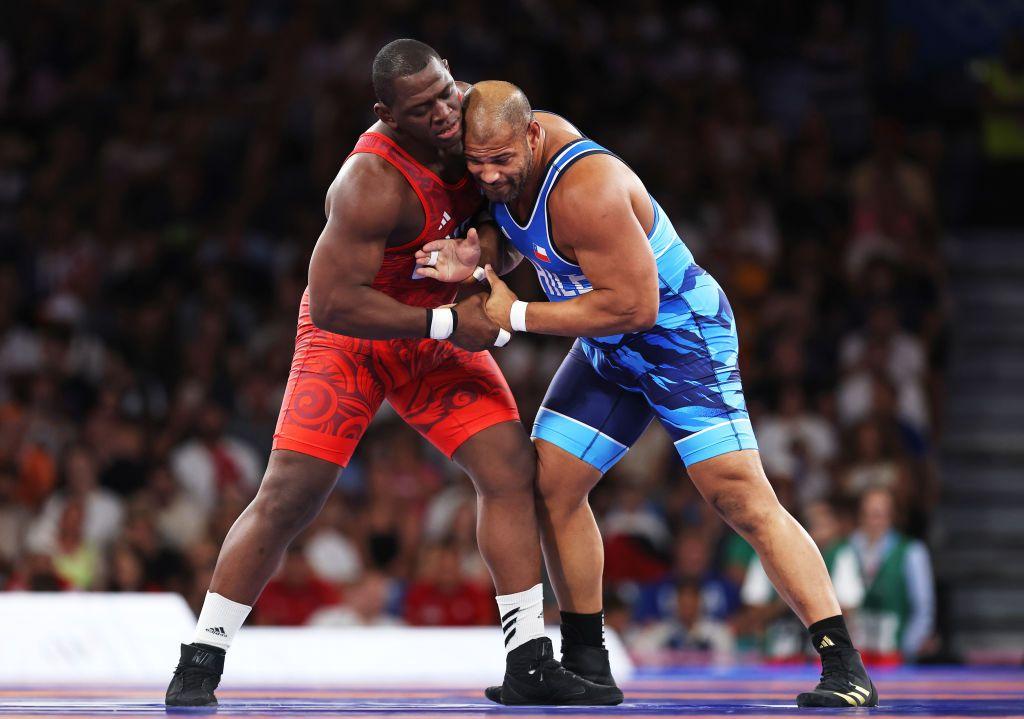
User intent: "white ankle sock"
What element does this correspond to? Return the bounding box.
[496,583,545,654]
[192,591,252,651]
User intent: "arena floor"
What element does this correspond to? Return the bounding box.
[0,666,1021,718]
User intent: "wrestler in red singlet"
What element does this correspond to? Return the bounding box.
[272,131,518,466]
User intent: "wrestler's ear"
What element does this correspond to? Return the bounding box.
[374,102,398,131]
[526,119,542,151]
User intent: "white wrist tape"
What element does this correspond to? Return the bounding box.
[510,301,529,333]
[472,266,487,282]
[494,328,512,347]
[426,250,440,267]
[429,307,455,340]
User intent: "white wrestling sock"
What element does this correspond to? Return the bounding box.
[192,591,252,651]
[496,583,545,654]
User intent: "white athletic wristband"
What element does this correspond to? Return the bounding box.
[472,266,487,282]
[428,307,455,340]
[494,328,512,347]
[509,300,529,333]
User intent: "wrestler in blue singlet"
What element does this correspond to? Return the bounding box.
[491,128,758,472]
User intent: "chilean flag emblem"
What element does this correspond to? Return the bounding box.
[533,244,551,263]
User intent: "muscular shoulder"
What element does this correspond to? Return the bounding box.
[326,152,418,235]
[327,152,406,217]
[547,152,655,251]
[548,154,634,223]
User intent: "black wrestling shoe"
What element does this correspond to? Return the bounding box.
[165,643,225,707]
[562,642,619,689]
[484,637,623,706]
[484,641,623,702]
[797,647,878,708]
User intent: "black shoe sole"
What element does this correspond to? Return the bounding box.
[796,681,878,708]
[796,693,879,708]
[165,693,218,709]
[500,681,623,706]
[486,680,623,705]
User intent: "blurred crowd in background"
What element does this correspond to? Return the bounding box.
[2,0,1022,666]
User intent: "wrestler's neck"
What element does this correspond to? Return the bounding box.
[380,124,462,173]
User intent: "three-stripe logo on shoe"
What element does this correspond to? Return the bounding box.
[830,683,871,706]
[501,607,519,647]
[818,635,835,649]
[205,626,227,637]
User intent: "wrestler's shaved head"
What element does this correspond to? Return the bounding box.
[462,81,541,205]
[463,81,533,143]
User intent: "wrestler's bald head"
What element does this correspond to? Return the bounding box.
[462,81,541,204]
[463,80,533,144]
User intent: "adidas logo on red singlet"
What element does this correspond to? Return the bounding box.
[437,211,451,231]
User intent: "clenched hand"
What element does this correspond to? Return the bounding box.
[449,292,502,352]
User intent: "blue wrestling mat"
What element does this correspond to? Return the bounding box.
[0,666,1021,717]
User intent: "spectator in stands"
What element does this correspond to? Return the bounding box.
[146,463,208,551]
[253,543,342,626]
[309,571,402,627]
[756,383,838,504]
[603,480,674,586]
[303,492,362,585]
[170,400,261,514]
[24,443,123,559]
[848,117,937,275]
[838,306,929,436]
[119,496,190,594]
[104,540,147,592]
[403,540,494,627]
[849,487,935,663]
[631,579,735,664]
[837,421,913,506]
[635,530,741,625]
[0,402,57,510]
[47,499,101,589]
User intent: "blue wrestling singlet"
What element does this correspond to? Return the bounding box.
[490,131,758,471]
